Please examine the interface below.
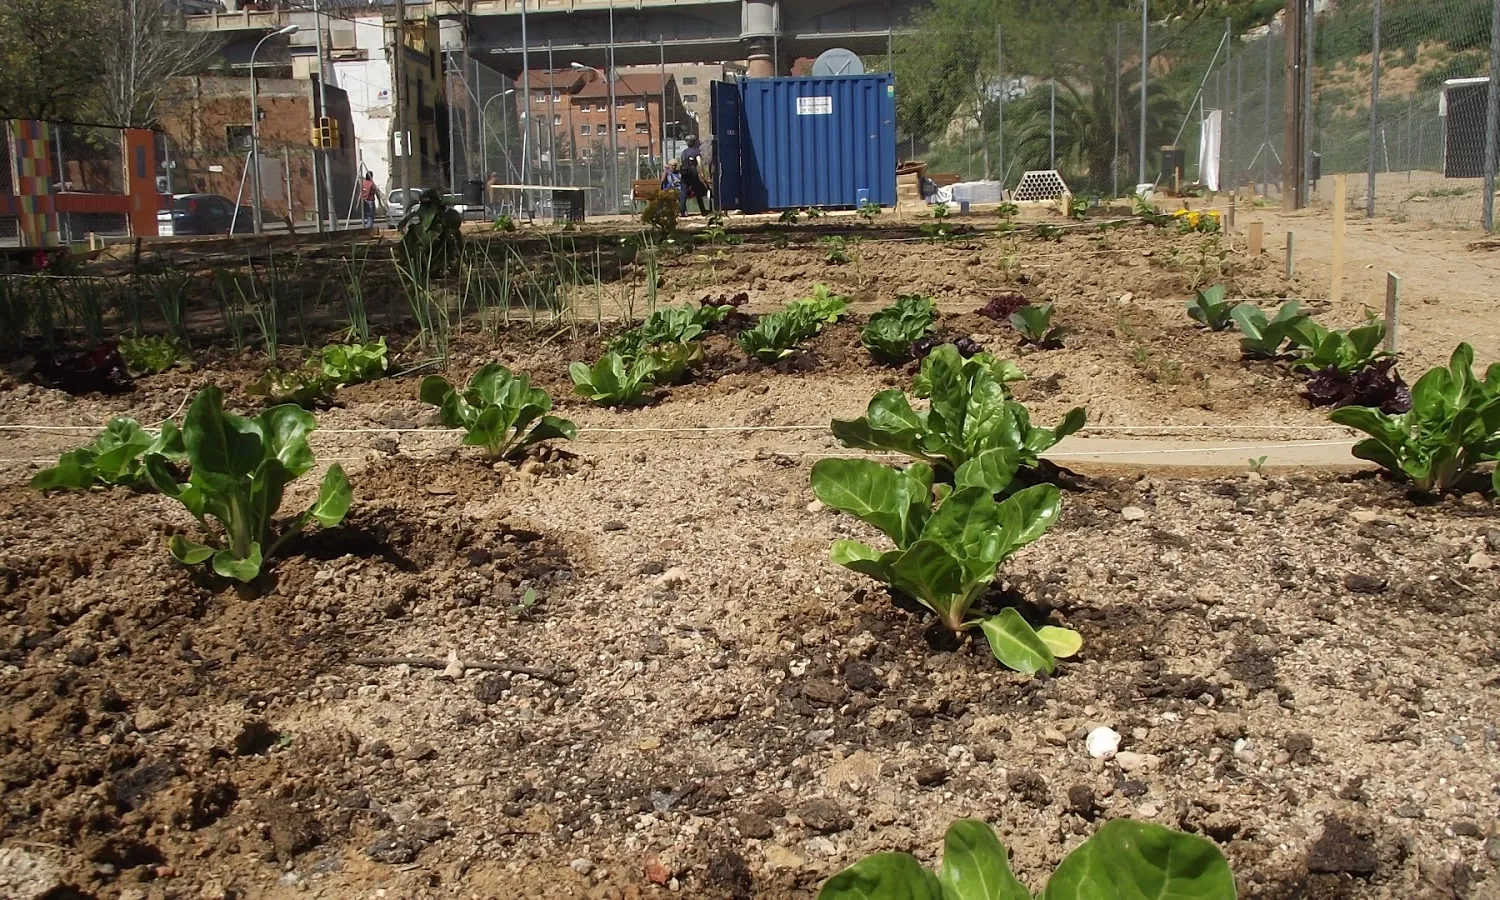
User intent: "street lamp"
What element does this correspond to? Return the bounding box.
[480,89,516,182]
[249,23,298,234]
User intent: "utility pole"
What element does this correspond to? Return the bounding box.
[1284,0,1308,210]
[393,0,409,210]
[313,0,333,231]
[1139,0,1149,186]
[519,1,531,190]
[607,0,618,213]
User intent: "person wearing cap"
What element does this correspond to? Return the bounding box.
[678,136,708,216]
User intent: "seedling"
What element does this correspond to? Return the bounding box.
[1067,195,1089,220]
[857,199,882,221]
[1010,303,1069,347]
[997,201,1019,219]
[1031,222,1064,241]
[569,351,662,406]
[1330,343,1500,495]
[1231,300,1309,359]
[818,818,1235,900]
[491,214,517,233]
[862,294,936,364]
[1186,284,1234,331]
[420,364,576,459]
[832,345,1083,481]
[509,587,540,619]
[811,458,1079,674]
[31,417,184,493]
[821,235,852,265]
[1248,455,1267,473]
[777,209,801,224]
[142,386,351,582]
[117,335,184,376]
[320,337,389,386]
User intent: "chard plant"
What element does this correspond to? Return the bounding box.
[863,294,937,364]
[142,386,351,582]
[811,457,1079,674]
[821,235,852,265]
[31,417,184,493]
[1329,342,1500,495]
[570,351,662,406]
[1231,300,1308,359]
[118,335,185,376]
[1286,320,1388,376]
[1186,284,1234,331]
[420,364,577,459]
[833,345,1084,484]
[818,818,1236,900]
[1010,303,1069,348]
[738,287,849,363]
[609,303,729,359]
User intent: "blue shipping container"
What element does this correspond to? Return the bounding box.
[711,75,896,213]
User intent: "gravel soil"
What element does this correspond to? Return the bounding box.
[0,221,1498,899]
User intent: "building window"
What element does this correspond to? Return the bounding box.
[683,94,698,103]
[580,102,591,112]
[616,122,625,132]
[580,147,590,159]
[554,114,562,125]
[534,90,546,102]
[616,99,626,109]
[580,124,591,135]
[553,90,562,101]
[417,81,424,108]
[682,76,697,86]
[634,99,645,110]
[635,122,648,134]
[225,125,253,152]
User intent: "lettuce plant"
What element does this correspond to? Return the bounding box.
[609,303,729,359]
[738,287,848,363]
[420,364,576,459]
[863,294,936,364]
[792,284,850,328]
[833,345,1085,482]
[1186,284,1234,331]
[31,417,183,492]
[142,387,351,582]
[1329,342,1500,495]
[1010,303,1068,347]
[819,818,1236,900]
[811,457,1079,674]
[320,337,389,386]
[247,365,332,408]
[1231,300,1308,359]
[1303,357,1410,414]
[570,351,662,406]
[1286,320,1388,375]
[118,335,184,376]
[976,292,1029,321]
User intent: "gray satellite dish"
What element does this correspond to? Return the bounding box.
[812,48,865,77]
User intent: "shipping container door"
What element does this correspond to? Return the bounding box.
[711,81,744,211]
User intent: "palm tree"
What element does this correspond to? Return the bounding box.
[1011,73,1182,194]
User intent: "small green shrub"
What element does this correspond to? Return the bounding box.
[862,294,937,364]
[818,818,1236,900]
[118,335,185,376]
[857,199,882,221]
[143,386,351,582]
[642,189,679,235]
[1010,303,1069,347]
[811,458,1078,674]
[1186,284,1234,331]
[31,417,183,492]
[1330,343,1500,495]
[821,235,852,265]
[1287,320,1388,375]
[420,364,576,459]
[570,351,662,406]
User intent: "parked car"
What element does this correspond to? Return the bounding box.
[157,193,256,236]
[385,188,474,224]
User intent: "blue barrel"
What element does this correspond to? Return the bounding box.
[722,74,897,213]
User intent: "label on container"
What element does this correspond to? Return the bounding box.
[796,96,834,116]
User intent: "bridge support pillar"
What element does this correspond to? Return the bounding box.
[743,0,780,77]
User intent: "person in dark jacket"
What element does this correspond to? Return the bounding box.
[678,136,709,216]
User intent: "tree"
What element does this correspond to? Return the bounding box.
[92,0,221,128]
[0,0,102,121]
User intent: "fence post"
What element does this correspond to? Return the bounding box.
[1331,173,1346,303]
[997,27,1005,187]
[1139,0,1149,186]
[1485,0,1500,232]
[1113,23,1121,199]
[1285,230,1295,278]
[1367,0,1380,218]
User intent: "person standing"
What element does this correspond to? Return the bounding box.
[678,136,708,216]
[359,172,381,229]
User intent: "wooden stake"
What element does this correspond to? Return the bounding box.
[1384,272,1400,352]
[1248,221,1264,256]
[1285,231,1295,279]
[1331,173,1347,303]
[1227,193,1236,230]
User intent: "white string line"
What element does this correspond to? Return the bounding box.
[0,422,1357,435]
[0,440,1363,467]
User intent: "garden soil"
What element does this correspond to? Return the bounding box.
[1,216,1498,899]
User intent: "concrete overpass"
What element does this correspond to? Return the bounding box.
[187,0,923,75]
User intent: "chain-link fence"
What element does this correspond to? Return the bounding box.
[870,0,1496,230]
[1309,0,1494,229]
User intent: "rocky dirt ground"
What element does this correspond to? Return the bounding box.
[1,218,1498,899]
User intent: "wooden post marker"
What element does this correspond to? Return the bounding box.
[1285,231,1295,279]
[1227,193,1236,230]
[1384,272,1400,353]
[1248,221,1263,256]
[1331,173,1347,303]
